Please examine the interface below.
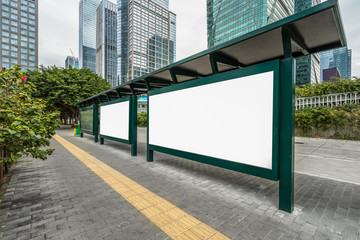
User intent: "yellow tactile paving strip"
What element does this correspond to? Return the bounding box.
[53,134,230,240]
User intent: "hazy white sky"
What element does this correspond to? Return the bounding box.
[39,0,360,77]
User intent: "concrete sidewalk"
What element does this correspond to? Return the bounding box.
[0,127,359,239]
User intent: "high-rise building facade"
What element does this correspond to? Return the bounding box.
[79,0,99,72]
[207,0,294,47]
[117,0,176,84]
[294,0,320,86]
[65,56,79,69]
[0,0,38,71]
[320,47,352,80]
[96,0,117,87]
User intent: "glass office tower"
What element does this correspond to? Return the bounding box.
[117,0,176,84]
[79,0,99,72]
[294,0,320,86]
[320,47,352,80]
[207,0,294,47]
[65,56,79,69]
[96,0,117,87]
[0,0,38,71]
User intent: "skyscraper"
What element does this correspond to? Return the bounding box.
[207,0,294,48]
[294,0,320,86]
[79,0,100,72]
[0,0,38,71]
[320,47,352,80]
[117,0,176,84]
[96,0,117,87]
[65,56,79,69]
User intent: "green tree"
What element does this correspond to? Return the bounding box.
[26,66,112,123]
[0,65,61,165]
[296,77,360,98]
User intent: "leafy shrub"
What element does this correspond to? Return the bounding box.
[296,78,360,98]
[0,65,61,165]
[137,112,147,127]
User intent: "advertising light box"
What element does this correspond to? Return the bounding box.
[148,60,279,180]
[100,99,130,141]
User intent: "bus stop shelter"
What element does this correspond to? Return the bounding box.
[77,0,346,213]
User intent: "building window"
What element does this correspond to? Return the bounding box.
[10,1,17,7]
[21,29,27,35]
[2,12,9,17]
[2,44,9,49]
[28,7,35,13]
[10,26,17,32]
[2,50,9,55]
[21,60,27,65]
[10,14,17,20]
[29,20,35,25]
[21,23,27,29]
[11,51,17,57]
[29,43,35,49]
[10,45,17,51]
[29,14,35,20]
[2,25,9,30]
[2,0,9,4]
[21,11,27,17]
[21,36,27,41]
[11,58,17,64]
[21,53,27,59]
[21,41,27,47]
[29,56,35,61]
[2,63,10,69]
[29,37,35,43]
[29,2,35,8]
[10,39,17,45]
[20,4,26,10]
[29,26,35,31]
[2,57,9,62]
[2,18,9,24]
[29,32,35,37]
[10,20,17,26]
[10,7,17,13]
[21,48,27,53]
[2,31,9,37]
[11,33,17,39]
[2,37,9,43]
[21,18,27,23]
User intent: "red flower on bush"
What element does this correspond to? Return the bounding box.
[22,76,27,82]
[1,67,5,70]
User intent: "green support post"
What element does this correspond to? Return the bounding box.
[100,137,104,145]
[146,95,153,162]
[130,96,138,156]
[80,132,83,138]
[279,58,295,213]
[94,105,99,143]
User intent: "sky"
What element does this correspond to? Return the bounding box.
[39,0,360,77]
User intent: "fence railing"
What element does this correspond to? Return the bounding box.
[295,91,360,110]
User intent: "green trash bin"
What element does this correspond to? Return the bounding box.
[74,124,81,136]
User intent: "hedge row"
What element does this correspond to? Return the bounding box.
[296,78,360,98]
[295,104,360,140]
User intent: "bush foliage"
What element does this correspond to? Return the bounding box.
[295,104,360,140]
[137,112,147,127]
[296,77,360,98]
[0,66,61,165]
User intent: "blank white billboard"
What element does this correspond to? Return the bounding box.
[149,71,274,169]
[100,101,129,141]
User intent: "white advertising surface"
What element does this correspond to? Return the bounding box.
[149,71,274,169]
[100,101,129,141]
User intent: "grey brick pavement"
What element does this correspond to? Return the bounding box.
[0,127,359,239]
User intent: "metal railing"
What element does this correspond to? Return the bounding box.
[295,91,360,110]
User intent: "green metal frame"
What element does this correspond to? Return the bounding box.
[147,60,280,181]
[99,96,137,156]
[80,105,99,143]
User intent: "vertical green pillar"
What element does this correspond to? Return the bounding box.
[100,137,104,145]
[130,96,138,156]
[146,94,153,162]
[279,58,295,213]
[93,105,99,143]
